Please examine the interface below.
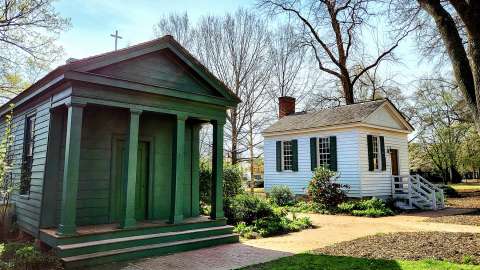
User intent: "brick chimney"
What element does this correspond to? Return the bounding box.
[278,96,296,118]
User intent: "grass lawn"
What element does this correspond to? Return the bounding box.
[450,183,480,191]
[240,254,480,270]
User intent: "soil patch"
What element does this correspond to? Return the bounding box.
[446,195,480,209]
[315,232,480,264]
[425,210,480,226]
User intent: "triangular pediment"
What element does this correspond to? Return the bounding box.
[89,49,222,98]
[364,102,413,131]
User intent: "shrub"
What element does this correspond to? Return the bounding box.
[438,185,459,198]
[233,222,259,239]
[229,195,313,238]
[269,185,295,206]
[307,166,349,208]
[0,243,62,270]
[287,201,329,214]
[199,161,244,223]
[228,194,274,225]
[337,198,394,217]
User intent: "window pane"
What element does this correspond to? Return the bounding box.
[21,115,35,195]
[318,137,330,168]
[372,136,379,169]
[283,141,293,171]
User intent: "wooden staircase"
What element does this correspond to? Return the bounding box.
[392,174,445,210]
[39,218,239,269]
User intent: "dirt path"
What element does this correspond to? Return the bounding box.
[243,209,480,253]
[112,208,480,270]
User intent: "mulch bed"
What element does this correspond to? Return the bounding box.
[425,210,480,226]
[447,195,480,209]
[315,232,480,264]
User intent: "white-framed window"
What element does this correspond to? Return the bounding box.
[317,137,330,167]
[282,141,293,171]
[371,135,380,170]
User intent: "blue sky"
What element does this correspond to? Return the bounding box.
[54,0,251,60]
[54,0,438,94]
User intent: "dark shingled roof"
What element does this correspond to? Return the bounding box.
[263,99,388,133]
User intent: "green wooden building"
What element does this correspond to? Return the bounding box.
[0,36,240,267]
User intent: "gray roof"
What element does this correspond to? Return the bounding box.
[263,99,389,134]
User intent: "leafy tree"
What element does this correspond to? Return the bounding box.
[0,0,70,101]
[457,127,480,175]
[412,78,470,183]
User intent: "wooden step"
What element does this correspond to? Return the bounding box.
[57,225,234,257]
[63,233,239,269]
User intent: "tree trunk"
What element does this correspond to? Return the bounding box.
[341,75,354,105]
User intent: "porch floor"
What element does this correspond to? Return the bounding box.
[40,216,212,238]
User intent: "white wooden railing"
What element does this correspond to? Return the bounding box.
[391,174,445,210]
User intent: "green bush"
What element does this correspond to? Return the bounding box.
[0,243,62,270]
[199,161,244,223]
[307,166,349,208]
[228,194,274,225]
[287,201,329,214]
[233,222,259,239]
[269,185,295,206]
[230,195,313,238]
[438,185,459,198]
[337,198,394,217]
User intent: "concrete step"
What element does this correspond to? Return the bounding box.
[57,225,234,257]
[63,233,239,269]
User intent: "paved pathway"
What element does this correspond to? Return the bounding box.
[111,208,480,270]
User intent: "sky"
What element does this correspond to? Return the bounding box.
[54,0,250,60]
[53,0,439,95]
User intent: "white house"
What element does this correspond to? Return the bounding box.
[262,97,417,199]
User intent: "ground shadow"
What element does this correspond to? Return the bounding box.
[239,254,403,270]
[84,243,294,270]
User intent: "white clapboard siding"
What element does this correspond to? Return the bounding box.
[357,127,409,197]
[264,129,362,197]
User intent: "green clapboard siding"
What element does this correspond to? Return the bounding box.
[2,99,52,236]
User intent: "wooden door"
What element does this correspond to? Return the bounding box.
[390,149,399,176]
[111,140,150,222]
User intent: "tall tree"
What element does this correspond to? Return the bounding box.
[153,12,195,49]
[413,78,469,183]
[0,0,70,101]
[258,0,408,104]
[395,0,480,132]
[154,10,272,164]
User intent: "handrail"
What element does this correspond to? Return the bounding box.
[391,174,444,210]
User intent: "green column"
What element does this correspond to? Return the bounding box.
[57,102,85,236]
[120,109,142,228]
[211,120,224,219]
[170,114,187,224]
[191,123,201,217]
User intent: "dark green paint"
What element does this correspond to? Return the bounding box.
[310,138,317,171]
[329,136,337,171]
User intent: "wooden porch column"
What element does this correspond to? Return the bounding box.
[57,102,85,236]
[170,114,187,224]
[120,109,142,229]
[211,120,224,219]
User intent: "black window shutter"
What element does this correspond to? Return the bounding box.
[292,139,298,171]
[310,137,317,171]
[329,136,337,171]
[276,141,282,172]
[367,135,374,171]
[380,136,386,171]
